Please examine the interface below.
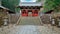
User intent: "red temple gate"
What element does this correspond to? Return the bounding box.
[21,9,38,17]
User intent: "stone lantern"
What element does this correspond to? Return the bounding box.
[3,16,8,26]
[51,18,55,26]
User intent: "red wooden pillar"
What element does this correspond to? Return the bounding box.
[32,10,34,16]
[26,9,28,16]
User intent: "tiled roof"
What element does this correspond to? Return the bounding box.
[0,6,7,9]
[0,5,10,10]
[19,2,42,6]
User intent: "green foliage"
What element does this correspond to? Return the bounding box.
[43,0,60,12]
[2,0,20,12]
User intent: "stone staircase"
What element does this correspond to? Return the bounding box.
[18,16,41,25]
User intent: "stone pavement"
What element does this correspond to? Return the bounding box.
[0,24,60,34]
[0,16,60,34]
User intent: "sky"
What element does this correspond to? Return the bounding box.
[20,0,37,2]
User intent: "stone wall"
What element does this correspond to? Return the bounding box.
[40,14,51,24]
[9,13,20,24]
